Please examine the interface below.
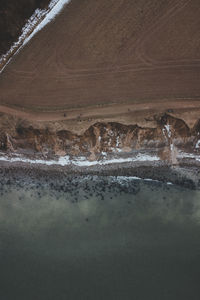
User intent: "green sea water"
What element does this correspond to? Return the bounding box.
[0,176,200,300]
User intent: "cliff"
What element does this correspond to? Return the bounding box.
[0,113,199,162]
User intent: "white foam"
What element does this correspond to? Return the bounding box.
[0,153,159,167]
[178,152,200,161]
[0,156,69,166]
[73,153,159,167]
[112,176,173,185]
[23,0,71,47]
[0,0,71,73]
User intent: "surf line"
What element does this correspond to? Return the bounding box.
[0,0,71,74]
[0,153,160,167]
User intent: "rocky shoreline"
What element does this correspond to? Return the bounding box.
[0,111,200,190]
[0,158,199,190]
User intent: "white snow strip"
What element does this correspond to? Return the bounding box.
[0,153,159,167]
[0,0,71,73]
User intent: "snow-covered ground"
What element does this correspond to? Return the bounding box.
[0,0,71,73]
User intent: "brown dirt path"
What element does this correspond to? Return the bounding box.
[1,99,200,134]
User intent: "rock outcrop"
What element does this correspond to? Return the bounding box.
[0,113,199,161]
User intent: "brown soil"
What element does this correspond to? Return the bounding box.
[0,99,200,135]
[0,0,199,117]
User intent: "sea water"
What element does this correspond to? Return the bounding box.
[0,176,200,300]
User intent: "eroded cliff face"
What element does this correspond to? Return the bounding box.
[0,113,199,161]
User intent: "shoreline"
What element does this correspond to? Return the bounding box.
[0,156,199,190]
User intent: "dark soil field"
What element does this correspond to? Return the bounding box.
[0,0,199,114]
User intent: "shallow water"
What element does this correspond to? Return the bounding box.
[0,176,200,300]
